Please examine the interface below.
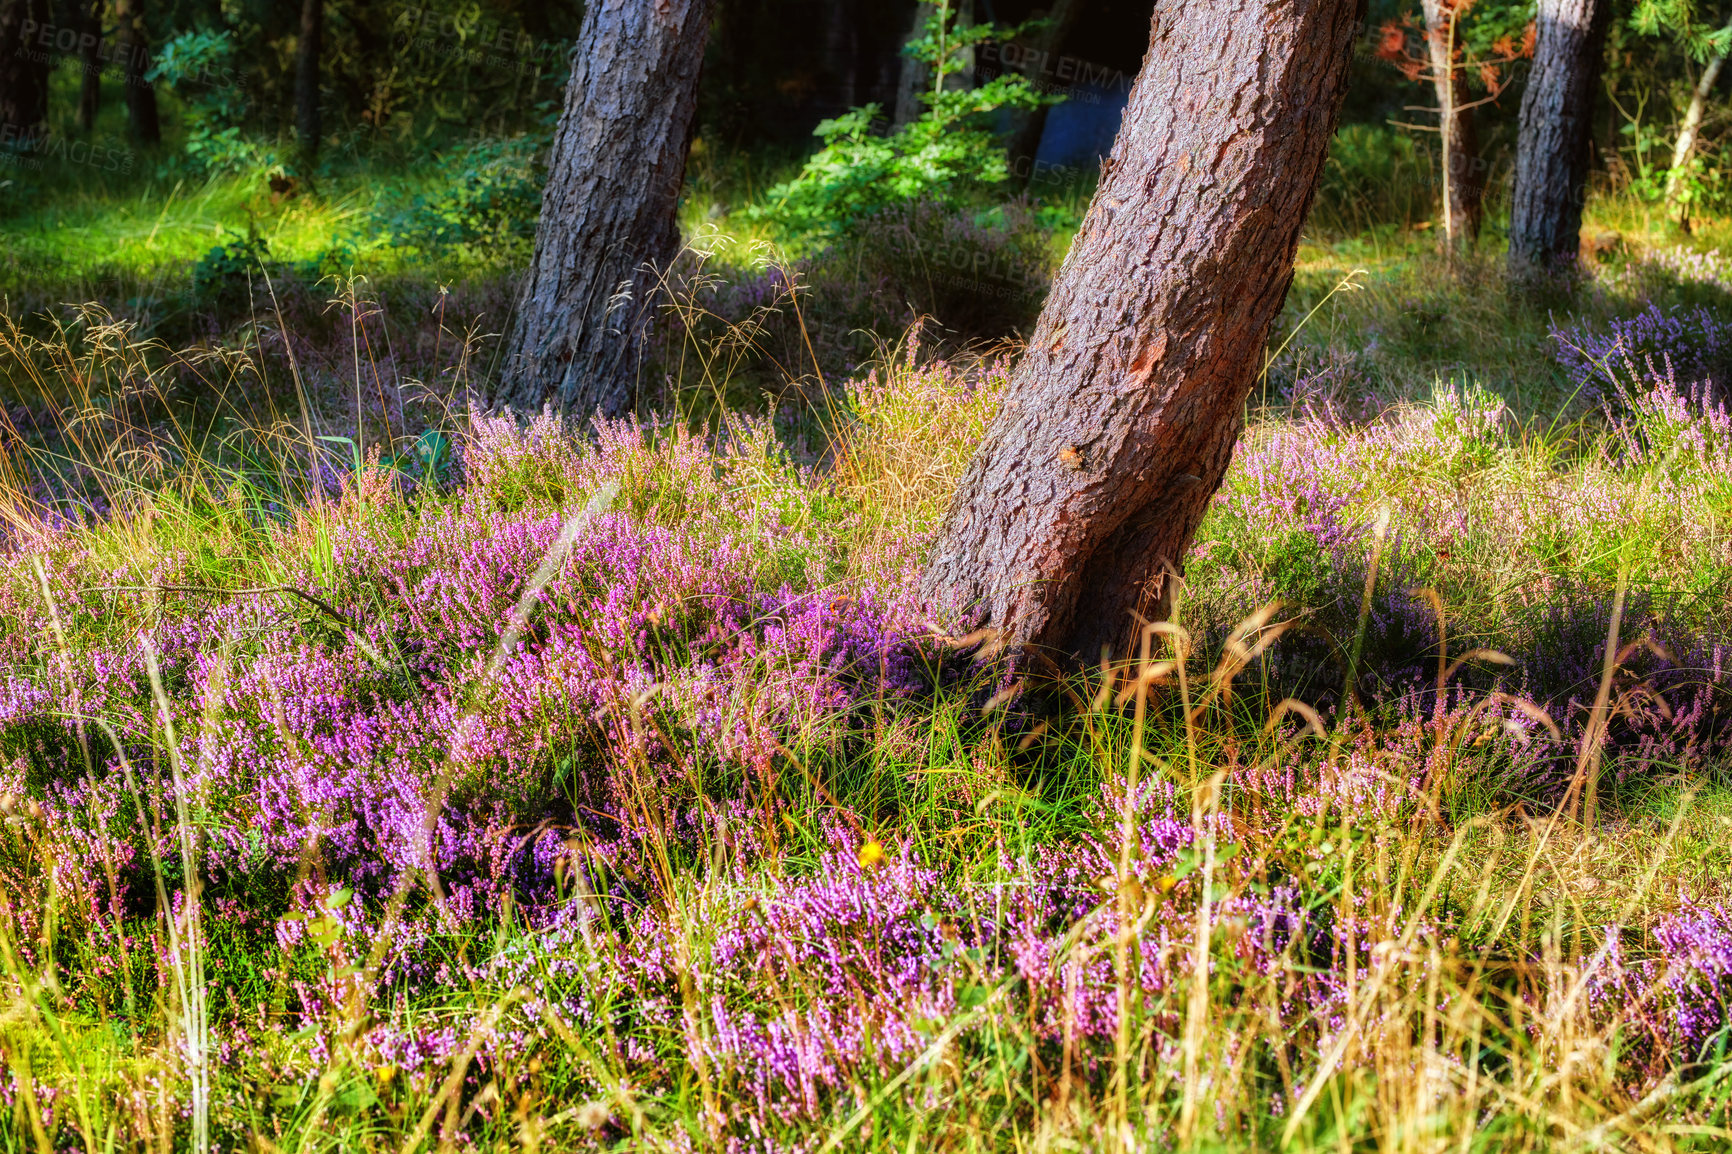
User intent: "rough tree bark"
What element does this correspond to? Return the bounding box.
[499,0,712,418]
[1508,0,1609,272]
[115,0,158,145]
[295,0,323,160]
[1666,15,1732,223]
[1421,0,1484,246]
[918,0,1363,665]
[0,0,51,138]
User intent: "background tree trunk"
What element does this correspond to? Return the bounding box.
[115,0,158,145]
[893,3,936,126]
[820,0,859,115]
[295,0,323,161]
[1666,17,1732,224]
[1003,0,1084,188]
[919,0,1363,665]
[77,0,103,132]
[1508,0,1608,273]
[1421,0,1484,246]
[500,0,713,418]
[0,0,52,138]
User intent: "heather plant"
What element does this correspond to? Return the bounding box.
[6,246,1732,1152]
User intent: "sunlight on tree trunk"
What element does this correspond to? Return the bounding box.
[500,0,714,418]
[919,0,1363,666]
[1422,0,1485,247]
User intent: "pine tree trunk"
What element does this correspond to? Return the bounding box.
[919,0,1363,665]
[116,0,158,145]
[1421,0,1484,246]
[1508,0,1608,273]
[0,0,51,138]
[295,0,323,160]
[1666,21,1731,222]
[500,0,713,418]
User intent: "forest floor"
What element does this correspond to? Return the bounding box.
[2,141,1732,1150]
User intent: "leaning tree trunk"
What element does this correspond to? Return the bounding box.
[1508,0,1609,273]
[500,0,713,418]
[116,0,159,145]
[295,0,323,161]
[1421,0,1485,246]
[0,0,51,138]
[919,0,1363,665]
[1666,18,1732,223]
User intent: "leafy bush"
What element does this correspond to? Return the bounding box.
[371,136,546,259]
[190,232,275,310]
[149,29,278,176]
[752,2,1053,242]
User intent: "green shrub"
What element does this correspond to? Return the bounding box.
[371,136,546,259]
[752,1,1054,243]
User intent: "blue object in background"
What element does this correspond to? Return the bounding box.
[1035,81,1129,169]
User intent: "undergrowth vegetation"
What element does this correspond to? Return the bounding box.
[9,44,1732,1143]
[3,209,1732,1149]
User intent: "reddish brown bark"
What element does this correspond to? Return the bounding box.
[500,0,713,418]
[918,0,1363,665]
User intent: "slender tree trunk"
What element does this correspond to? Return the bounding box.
[893,4,935,126]
[1004,0,1084,188]
[919,0,1363,664]
[78,0,103,132]
[1421,0,1484,246]
[820,0,859,114]
[115,0,158,145]
[1508,0,1608,273]
[500,0,713,418]
[894,1,973,126]
[295,0,323,161]
[1666,19,1731,222]
[0,0,52,139]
